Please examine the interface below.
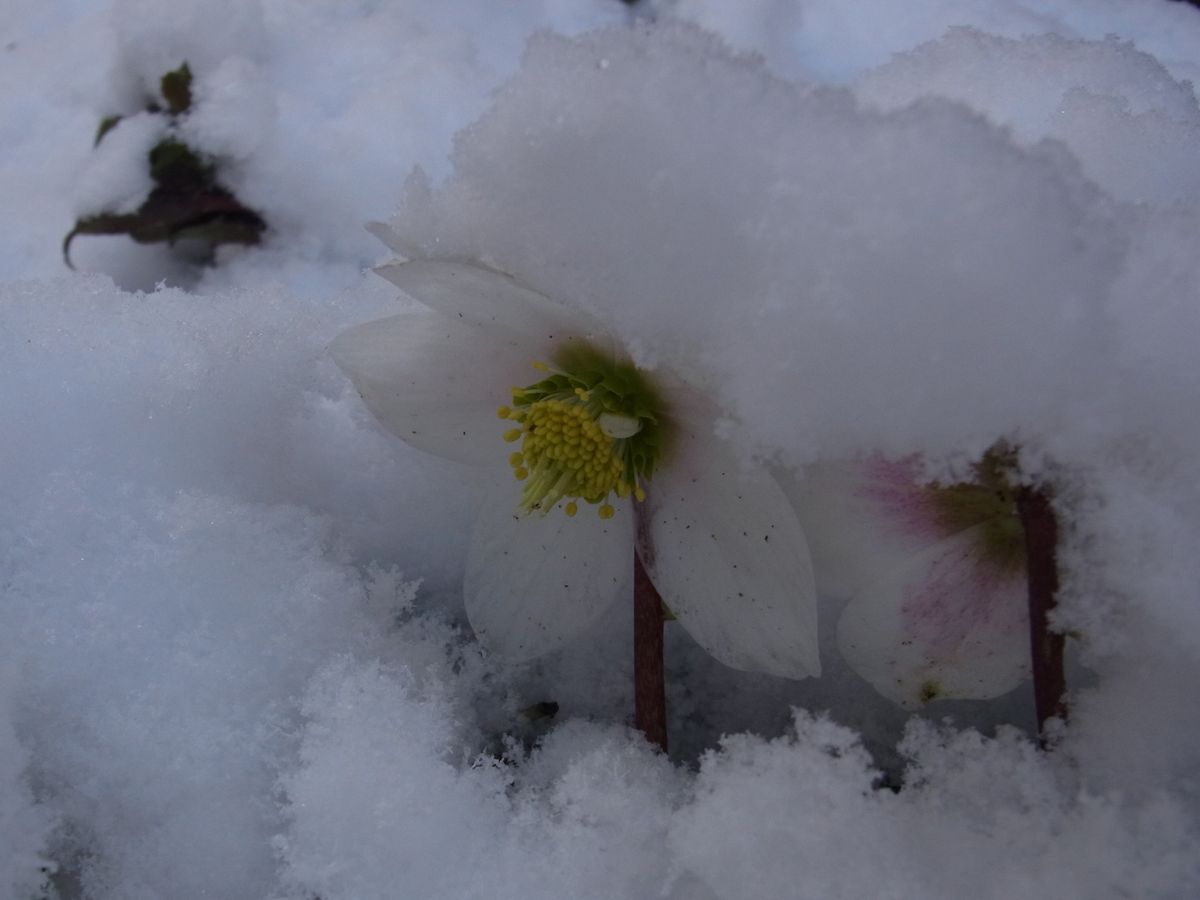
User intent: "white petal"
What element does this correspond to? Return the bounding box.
[364,220,420,260]
[374,259,609,354]
[785,458,948,598]
[463,482,634,661]
[837,527,1030,709]
[642,436,820,679]
[330,308,529,466]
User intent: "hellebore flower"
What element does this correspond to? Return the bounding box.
[331,255,820,679]
[791,452,1029,707]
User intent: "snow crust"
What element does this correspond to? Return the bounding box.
[663,0,1200,84]
[2,1,1200,898]
[857,28,1200,208]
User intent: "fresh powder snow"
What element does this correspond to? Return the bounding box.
[1,2,1199,899]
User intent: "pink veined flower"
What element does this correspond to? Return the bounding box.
[330,247,821,679]
[792,453,1030,708]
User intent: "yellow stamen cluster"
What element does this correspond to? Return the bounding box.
[499,396,626,516]
[495,345,667,520]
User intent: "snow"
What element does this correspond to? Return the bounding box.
[383,24,1125,466]
[0,660,53,900]
[662,0,1200,85]
[2,1,1200,898]
[856,28,1200,208]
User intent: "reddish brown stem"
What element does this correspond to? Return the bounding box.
[633,538,668,753]
[1017,486,1067,742]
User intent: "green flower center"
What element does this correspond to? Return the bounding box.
[928,446,1025,573]
[497,342,669,518]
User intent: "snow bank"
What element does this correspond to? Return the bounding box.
[382,23,1124,465]
[661,0,1200,85]
[857,28,1200,209]
[0,663,53,899]
[3,2,1200,899]
[276,688,1198,900]
[0,274,479,897]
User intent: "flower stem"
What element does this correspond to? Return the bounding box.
[633,517,668,753]
[1016,485,1067,743]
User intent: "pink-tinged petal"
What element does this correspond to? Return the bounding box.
[330,308,529,467]
[837,526,1030,709]
[464,481,633,661]
[643,436,820,679]
[787,458,948,598]
[374,259,609,355]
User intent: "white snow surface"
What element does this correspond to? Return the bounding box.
[2,2,1200,899]
[662,0,1200,84]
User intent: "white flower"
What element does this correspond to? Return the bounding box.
[792,454,1030,708]
[331,256,820,678]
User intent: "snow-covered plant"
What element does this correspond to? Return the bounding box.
[331,250,822,688]
[64,61,265,268]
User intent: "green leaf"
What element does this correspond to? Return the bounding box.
[160,62,193,115]
[520,701,559,722]
[147,138,215,189]
[94,114,123,146]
